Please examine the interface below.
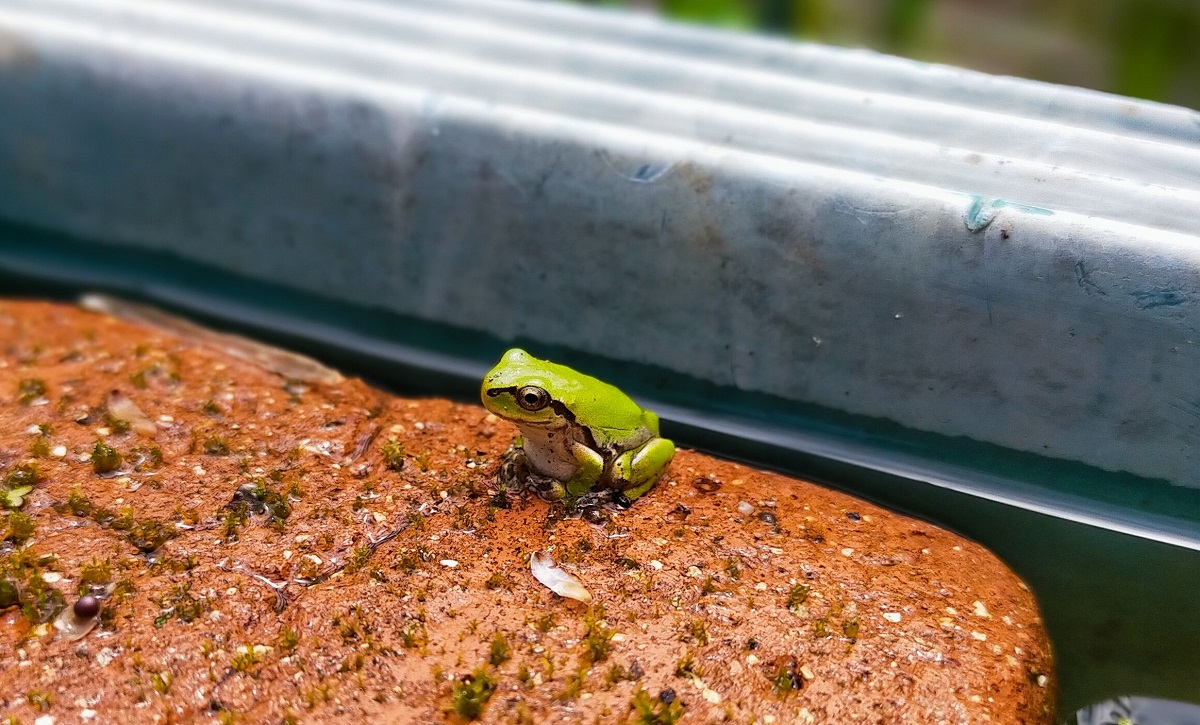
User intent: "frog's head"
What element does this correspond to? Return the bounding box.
[481,348,575,426]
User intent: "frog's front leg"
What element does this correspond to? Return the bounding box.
[611,437,676,502]
[563,442,605,499]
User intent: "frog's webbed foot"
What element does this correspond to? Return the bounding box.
[498,443,531,490]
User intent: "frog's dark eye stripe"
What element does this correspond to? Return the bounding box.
[517,386,550,411]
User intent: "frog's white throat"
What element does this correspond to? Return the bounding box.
[518,422,590,481]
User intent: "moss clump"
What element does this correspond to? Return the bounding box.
[629,685,684,725]
[203,436,231,456]
[4,462,38,490]
[786,583,810,612]
[0,550,66,623]
[605,663,631,685]
[30,434,50,458]
[225,481,291,536]
[79,559,115,591]
[488,632,511,666]
[381,438,406,471]
[843,618,860,641]
[582,606,615,663]
[559,662,589,702]
[123,518,176,553]
[683,619,709,646]
[674,651,699,679]
[450,666,496,721]
[17,378,46,404]
[231,647,262,673]
[278,627,300,653]
[91,440,122,474]
[64,488,94,517]
[4,511,35,543]
[220,503,250,542]
[345,544,372,574]
[769,656,804,697]
[154,581,207,627]
[133,445,164,472]
[26,689,53,711]
[152,671,174,695]
[400,622,428,649]
[485,571,511,590]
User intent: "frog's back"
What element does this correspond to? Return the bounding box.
[546,360,656,446]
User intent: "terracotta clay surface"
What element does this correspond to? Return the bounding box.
[0,300,1055,724]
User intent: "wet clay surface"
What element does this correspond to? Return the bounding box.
[0,300,1054,724]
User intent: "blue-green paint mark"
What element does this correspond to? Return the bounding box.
[964,195,1054,233]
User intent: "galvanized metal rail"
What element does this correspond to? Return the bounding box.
[2,0,1199,713]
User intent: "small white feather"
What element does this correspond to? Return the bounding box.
[530,551,592,603]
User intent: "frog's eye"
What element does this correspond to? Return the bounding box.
[516,386,550,412]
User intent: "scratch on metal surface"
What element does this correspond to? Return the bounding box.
[1074,261,1106,296]
[599,151,675,184]
[1131,287,1189,309]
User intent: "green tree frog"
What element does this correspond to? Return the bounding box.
[481,348,675,504]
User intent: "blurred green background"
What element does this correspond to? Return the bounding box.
[572,0,1200,109]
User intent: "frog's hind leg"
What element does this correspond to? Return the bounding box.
[613,438,676,502]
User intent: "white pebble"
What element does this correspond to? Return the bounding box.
[883,612,902,623]
[971,631,988,641]
[440,559,459,568]
[841,548,854,557]
[80,711,97,720]
[51,445,66,457]
[973,600,991,618]
[737,501,754,515]
[35,716,55,725]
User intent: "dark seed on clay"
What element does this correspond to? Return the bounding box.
[757,511,777,525]
[581,506,606,525]
[658,688,676,704]
[846,511,861,522]
[611,492,632,509]
[74,595,101,619]
[667,503,691,521]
